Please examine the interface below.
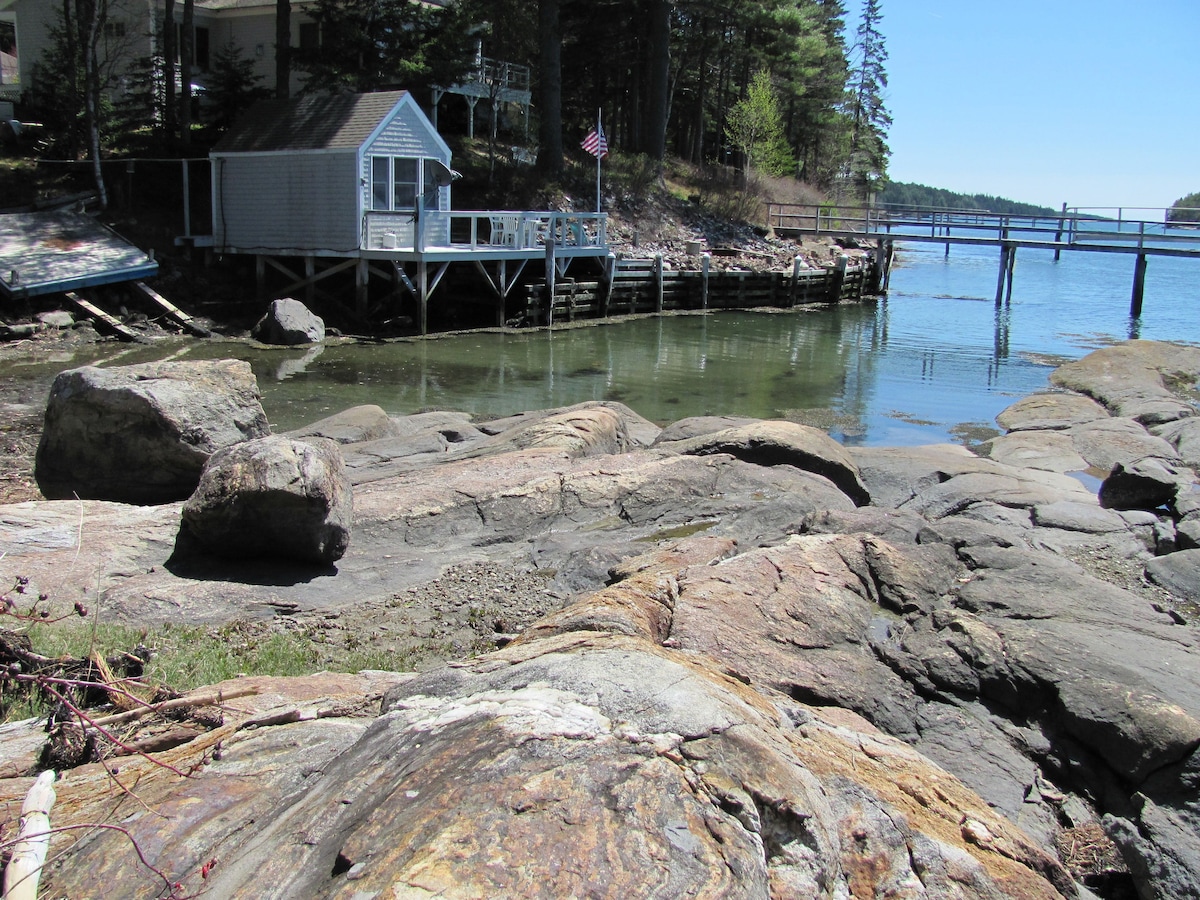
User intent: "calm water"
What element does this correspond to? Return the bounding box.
[5,236,1197,447]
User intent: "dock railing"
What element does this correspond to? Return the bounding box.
[767,203,1200,252]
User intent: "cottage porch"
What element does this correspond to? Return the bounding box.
[251,210,611,334]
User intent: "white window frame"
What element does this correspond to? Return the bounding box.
[370,156,420,212]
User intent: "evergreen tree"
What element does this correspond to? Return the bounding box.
[1168,191,1200,224]
[845,0,890,200]
[293,0,475,95]
[206,42,269,130]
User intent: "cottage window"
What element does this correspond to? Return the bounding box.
[371,157,420,211]
[393,158,418,210]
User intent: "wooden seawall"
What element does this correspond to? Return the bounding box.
[522,254,871,325]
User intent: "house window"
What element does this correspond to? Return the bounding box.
[103,21,126,39]
[298,22,319,50]
[371,157,419,211]
[175,24,210,70]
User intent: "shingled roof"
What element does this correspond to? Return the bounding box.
[212,91,410,154]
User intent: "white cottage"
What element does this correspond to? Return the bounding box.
[211,90,453,256]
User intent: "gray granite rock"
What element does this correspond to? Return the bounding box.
[34,359,270,504]
[977,430,1089,473]
[1145,549,1200,603]
[251,297,326,345]
[180,435,352,565]
[995,392,1110,432]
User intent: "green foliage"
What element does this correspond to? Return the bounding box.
[725,70,794,179]
[293,0,476,95]
[1168,192,1200,223]
[205,42,270,131]
[879,181,1056,216]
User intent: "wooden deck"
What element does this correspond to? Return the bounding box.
[0,210,158,300]
[245,210,612,334]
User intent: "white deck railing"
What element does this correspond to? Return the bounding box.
[365,210,608,253]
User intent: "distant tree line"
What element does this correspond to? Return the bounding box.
[1168,191,1200,224]
[879,181,1056,217]
[25,0,893,205]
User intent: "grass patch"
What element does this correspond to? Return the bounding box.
[2,618,411,724]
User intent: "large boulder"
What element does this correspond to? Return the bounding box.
[180,435,352,564]
[252,297,326,345]
[34,359,270,504]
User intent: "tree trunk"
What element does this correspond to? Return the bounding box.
[179,0,193,147]
[275,0,290,99]
[82,0,108,207]
[536,0,562,179]
[644,0,669,168]
[163,0,176,133]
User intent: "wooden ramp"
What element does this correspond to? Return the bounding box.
[0,210,159,300]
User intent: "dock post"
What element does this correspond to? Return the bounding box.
[356,259,368,316]
[830,254,849,301]
[790,255,801,307]
[654,254,664,313]
[1054,202,1066,261]
[1131,253,1148,317]
[601,253,616,317]
[881,240,895,293]
[255,255,266,298]
[545,240,556,327]
[995,244,1013,306]
[304,256,315,306]
[702,253,711,310]
[1005,245,1016,303]
[418,263,429,335]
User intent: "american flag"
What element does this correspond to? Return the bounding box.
[581,125,608,159]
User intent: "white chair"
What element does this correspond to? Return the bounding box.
[489,215,519,246]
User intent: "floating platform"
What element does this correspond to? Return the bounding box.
[0,210,158,300]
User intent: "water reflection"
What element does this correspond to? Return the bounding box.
[272,345,324,381]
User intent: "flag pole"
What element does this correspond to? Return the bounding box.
[595,107,602,214]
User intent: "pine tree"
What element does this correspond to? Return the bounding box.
[846,0,890,200]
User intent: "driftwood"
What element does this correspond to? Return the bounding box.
[3,770,56,900]
[89,685,259,729]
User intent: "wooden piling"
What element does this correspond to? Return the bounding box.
[1054,202,1066,261]
[701,253,711,310]
[1131,253,1148,317]
[545,241,557,327]
[881,240,895,292]
[418,262,429,335]
[654,254,664,313]
[995,244,1013,306]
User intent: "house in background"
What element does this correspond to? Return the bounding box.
[0,0,327,107]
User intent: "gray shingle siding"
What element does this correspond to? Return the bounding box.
[214,151,359,253]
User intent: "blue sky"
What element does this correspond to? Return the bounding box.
[857,1,1198,212]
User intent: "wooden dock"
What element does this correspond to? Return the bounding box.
[767,203,1200,315]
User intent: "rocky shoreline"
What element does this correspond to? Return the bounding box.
[0,339,1199,898]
